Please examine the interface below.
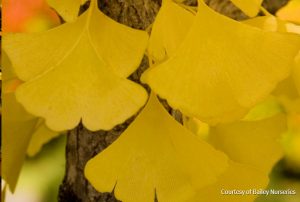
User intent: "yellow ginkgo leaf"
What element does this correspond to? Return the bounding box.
[27,120,61,157]
[209,113,286,173]
[142,1,300,124]
[148,0,194,63]
[4,0,148,81]
[3,0,148,131]
[85,93,228,202]
[277,0,300,24]
[2,92,38,192]
[189,161,268,202]
[230,0,263,17]
[47,0,88,22]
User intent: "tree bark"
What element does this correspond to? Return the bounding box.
[58,0,287,201]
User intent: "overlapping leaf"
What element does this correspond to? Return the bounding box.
[85,94,228,202]
[142,1,300,124]
[148,0,194,63]
[3,0,149,131]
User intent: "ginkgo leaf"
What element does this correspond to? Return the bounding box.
[85,93,228,202]
[3,0,148,131]
[2,92,38,192]
[47,0,87,22]
[230,0,263,17]
[189,161,268,202]
[142,0,300,124]
[27,120,61,157]
[148,0,194,62]
[277,0,300,24]
[4,0,148,81]
[209,113,286,173]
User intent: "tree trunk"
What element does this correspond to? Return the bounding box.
[58,0,287,201]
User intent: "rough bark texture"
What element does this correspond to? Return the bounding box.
[58,0,287,201]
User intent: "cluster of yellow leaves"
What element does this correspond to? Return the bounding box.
[3,0,148,192]
[3,0,300,201]
[86,0,300,201]
[86,93,229,202]
[142,0,300,125]
[3,0,148,131]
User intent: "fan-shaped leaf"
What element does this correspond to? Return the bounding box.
[3,0,148,131]
[85,93,228,202]
[142,1,300,124]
